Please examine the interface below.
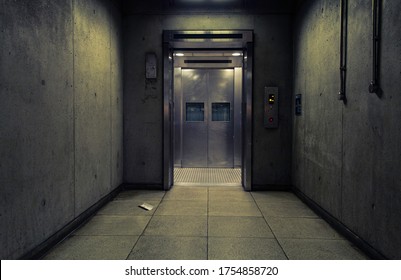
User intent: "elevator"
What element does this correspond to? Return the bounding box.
[173,56,243,168]
[163,30,254,190]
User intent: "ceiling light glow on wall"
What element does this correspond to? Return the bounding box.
[177,0,239,3]
[177,0,206,3]
[177,0,234,3]
[211,0,237,2]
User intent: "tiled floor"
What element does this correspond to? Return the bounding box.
[43,185,368,260]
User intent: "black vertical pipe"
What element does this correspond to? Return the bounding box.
[369,0,381,94]
[339,0,347,102]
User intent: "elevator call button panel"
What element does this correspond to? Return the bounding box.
[264,87,279,128]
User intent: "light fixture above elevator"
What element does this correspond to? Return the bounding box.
[173,51,244,57]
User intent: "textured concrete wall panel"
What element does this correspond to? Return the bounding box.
[73,0,112,214]
[110,3,124,188]
[374,0,401,258]
[301,0,342,218]
[0,0,123,259]
[123,15,164,184]
[341,0,376,250]
[0,0,74,259]
[293,0,401,259]
[253,15,293,186]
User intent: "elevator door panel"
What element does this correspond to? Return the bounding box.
[208,69,234,167]
[182,69,208,167]
[181,69,234,168]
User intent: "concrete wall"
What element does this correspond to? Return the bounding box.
[123,13,293,187]
[0,0,123,259]
[293,0,401,259]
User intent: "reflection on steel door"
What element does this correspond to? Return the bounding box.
[181,69,234,168]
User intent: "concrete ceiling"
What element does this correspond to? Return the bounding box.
[121,0,306,14]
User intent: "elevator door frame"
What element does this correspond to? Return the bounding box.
[163,30,253,191]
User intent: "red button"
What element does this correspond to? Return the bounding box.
[269,117,274,123]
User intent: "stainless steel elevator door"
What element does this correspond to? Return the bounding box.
[181,68,234,168]
[182,69,208,167]
[208,69,234,167]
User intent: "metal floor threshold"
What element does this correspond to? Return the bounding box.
[174,168,241,186]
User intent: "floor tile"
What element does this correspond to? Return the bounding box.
[208,184,244,191]
[128,236,207,260]
[267,217,344,239]
[43,235,139,260]
[97,200,161,216]
[74,215,151,236]
[209,200,262,217]
[251,191,299,204]
[279,239,369,260]
[155,200,207,216]
[163,187,208,201]
[209,216,274,238]
[208,185,243,191]
[114,190,165,202]
[144,215,207,237]
[208,237,287,260]
[209,189,254,202]
[257,201,318,218]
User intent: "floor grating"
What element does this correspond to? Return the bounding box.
[174,168,241,185]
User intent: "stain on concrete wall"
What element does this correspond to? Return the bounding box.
[0,0,123,259]
[293,0,401,259]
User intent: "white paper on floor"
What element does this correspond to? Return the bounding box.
[138,203,154,211]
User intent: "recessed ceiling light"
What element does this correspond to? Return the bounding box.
[232,52,242,56]
[175,53,185,57]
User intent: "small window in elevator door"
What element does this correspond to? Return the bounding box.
[186,102,205,122]
[212,103,231,122]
